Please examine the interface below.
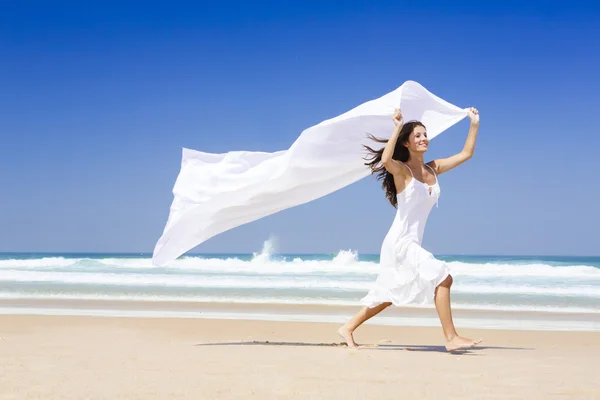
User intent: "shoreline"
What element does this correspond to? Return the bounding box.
[2,298,599,332]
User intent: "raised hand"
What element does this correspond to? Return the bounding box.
[467,107,479,125]
[392,108,404,127]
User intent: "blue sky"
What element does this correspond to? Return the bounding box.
[1,0,599,256]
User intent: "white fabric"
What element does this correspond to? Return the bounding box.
[360,167,450,307]
[152,80,468,266]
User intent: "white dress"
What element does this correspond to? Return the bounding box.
[360,164,450,307]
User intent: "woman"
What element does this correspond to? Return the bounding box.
[338,106,481,351]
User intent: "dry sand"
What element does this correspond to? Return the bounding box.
[1,315,599,399]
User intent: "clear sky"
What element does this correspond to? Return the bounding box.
[1,0,599,256]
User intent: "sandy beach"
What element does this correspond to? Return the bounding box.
[1,313,599,399]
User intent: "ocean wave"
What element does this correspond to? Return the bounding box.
[0,257,81,268]
[1,269,599,298]
[446,261,600,279]
[1,255,599,280]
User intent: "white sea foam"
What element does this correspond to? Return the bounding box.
[0,269,599,298]
[446,261,600,279]
[0,292,598,314]
[1,246,599,317]
[0,257,81,268]
[2,255,599,281]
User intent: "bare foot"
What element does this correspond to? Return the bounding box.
[445,336,482,352]
[337,326,359,349]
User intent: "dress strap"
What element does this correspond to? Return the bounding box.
[424,163,437,177]
[424,164,439,208]
[403,163,414,177]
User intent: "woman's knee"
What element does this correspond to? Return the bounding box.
[439,274,453,289]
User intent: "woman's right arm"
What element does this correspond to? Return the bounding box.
[381,108,406,176]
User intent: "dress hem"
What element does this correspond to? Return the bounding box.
[359,268,450,309]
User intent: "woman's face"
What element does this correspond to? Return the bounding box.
[405,126,429,153]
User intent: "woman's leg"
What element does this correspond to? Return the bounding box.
[434,275,481,351]
[338,302,392,348]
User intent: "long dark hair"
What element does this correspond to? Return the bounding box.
[363,121,425,208]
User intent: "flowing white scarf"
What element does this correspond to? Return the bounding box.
[152,80,468,266]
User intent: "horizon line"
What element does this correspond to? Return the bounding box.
[0,251,598,259]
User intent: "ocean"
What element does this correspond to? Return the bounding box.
[1,244,599,331]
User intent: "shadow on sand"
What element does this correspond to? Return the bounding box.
[194,340,533,354]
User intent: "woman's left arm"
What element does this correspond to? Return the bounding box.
[428,107,480,175]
